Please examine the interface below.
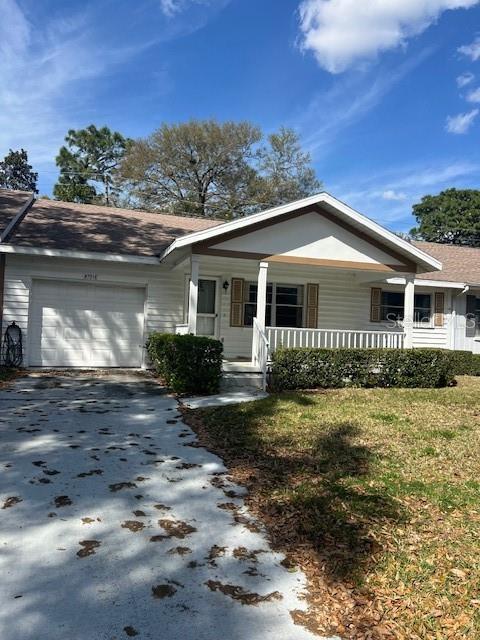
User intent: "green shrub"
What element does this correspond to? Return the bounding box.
[270,348,456,391]
[471,354,480,376]
[146,333,223,394]
[449,350,474,376]
[145,333,175,379]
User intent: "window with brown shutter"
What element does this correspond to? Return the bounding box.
[370,287,382,322]
[230,278,245,327]
[306,283,319,328]
[434,292,445,327]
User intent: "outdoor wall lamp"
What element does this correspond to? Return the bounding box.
[223,280,230,292]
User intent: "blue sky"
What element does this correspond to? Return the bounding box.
[1,0,480,231]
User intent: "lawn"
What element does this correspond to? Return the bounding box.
[185,377,480,640]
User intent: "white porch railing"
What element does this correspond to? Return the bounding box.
[266,327,405,351]
[252,318,269,390]
[175,324,189,335]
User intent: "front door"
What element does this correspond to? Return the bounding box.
[197,278,219,337]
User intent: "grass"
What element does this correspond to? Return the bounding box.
[186,377,480,640]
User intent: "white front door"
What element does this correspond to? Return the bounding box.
[196,278,220,337]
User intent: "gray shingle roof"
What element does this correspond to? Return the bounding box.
[7,197,224,257]
[414,241,480,285]
[0,190,32,240]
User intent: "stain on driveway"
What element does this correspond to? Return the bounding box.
[0,374,333,640]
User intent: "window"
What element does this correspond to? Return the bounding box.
[381,291,432,324]
[243,283,304,328]
[467,295,480,337]
[381,291,404,322]
[476,298,480,338]
[414,293,432,325]
[243,284,272,327]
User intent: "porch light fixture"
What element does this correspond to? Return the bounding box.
[223,280,229,292]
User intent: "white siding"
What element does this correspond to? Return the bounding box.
[411,287,449,350]
[2,252,460,367]
[189,256,455,357]
[453,289,480,354]
[3,254,184,366]
[212,211,406,267]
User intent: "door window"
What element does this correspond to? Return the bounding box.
[197,279,217,336]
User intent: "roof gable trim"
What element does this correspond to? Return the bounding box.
[160,192,442,272]
[0,193,34,242]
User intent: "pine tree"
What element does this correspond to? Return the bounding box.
[0,149,38,192]
[53,125,129,205]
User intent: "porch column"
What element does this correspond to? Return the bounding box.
[256,261,269,331]
[188,254,200,335]
[404,275,415,349]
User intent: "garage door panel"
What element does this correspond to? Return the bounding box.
[30,281,145,367]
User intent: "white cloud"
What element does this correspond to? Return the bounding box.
[382,189,407,201]
[298,48,433,155]
[0,1,228,192]
[0,2,105,167]
[159,0,228,17]
[395,161,480,187]
[457,71,475,87]
[331,160,480,229]
[160,0,181,15]
[0,2,157,169]
[458,36,480,60]
[466,86,480,102]
[299,0,479,73]
[445,109,479,133]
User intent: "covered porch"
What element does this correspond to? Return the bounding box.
[163,193,442,388]
[177,254,414,383]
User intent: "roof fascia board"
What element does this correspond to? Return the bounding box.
[320,194,442,271]
[0,193,35,242]
[385,276,467,289]
[159,192,442,272]
[0,244,161,264]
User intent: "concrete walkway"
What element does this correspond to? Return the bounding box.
[182,388,269,409]
[0,373,333,640]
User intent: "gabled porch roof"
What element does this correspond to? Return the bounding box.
[160,192,442,274]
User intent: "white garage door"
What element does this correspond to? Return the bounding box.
[29,280,145,367]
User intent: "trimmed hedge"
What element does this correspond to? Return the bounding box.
[270,347,457,391]
[449,350,480,376]
[147,333,223,394]
[471,354,480,376]
[449,350,474,376]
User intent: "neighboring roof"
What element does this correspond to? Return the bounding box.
[415,241,480,286]
[0,189,33,240]
[7,198,223,257]
[160,192,442,273]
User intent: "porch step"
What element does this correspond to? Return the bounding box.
[221,372,264,391]
[222,360,260,373]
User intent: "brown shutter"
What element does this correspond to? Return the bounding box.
[434,292,445,327]
[306,283,319,329]
[230,278,245,327]
[370,287,382,322]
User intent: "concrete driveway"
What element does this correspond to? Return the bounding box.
[0,373,330,640]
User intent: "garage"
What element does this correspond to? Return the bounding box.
[29,280,145,367]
